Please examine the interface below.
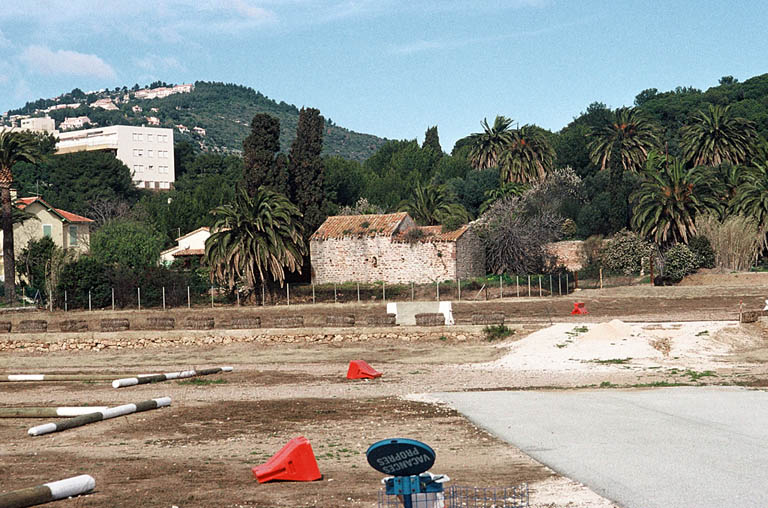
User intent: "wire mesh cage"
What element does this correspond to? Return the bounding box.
[378,484,529,508]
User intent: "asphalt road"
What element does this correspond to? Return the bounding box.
[439,386,768,508]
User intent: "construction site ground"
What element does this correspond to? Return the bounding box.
[2,276,768,507]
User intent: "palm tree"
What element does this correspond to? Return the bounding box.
[479,182,528,214]
[398,182,470,226]
[204,186,306,292]
[0,131,37,304]
[731,163,768,248]
[680,104,759,167]
[468,116,513,170]
[588,107,660,172]
[630,152,721,245]
[499,125,555,183]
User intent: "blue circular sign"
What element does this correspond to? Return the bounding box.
[366,438,436,476]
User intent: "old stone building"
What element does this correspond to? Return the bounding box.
[310,212,485,284]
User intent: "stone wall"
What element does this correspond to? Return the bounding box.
[311,235,459,284]
[546,240,585,271]
[455,228,485,279]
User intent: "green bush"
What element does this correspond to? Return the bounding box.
[663,244,698,283]
[483,324,515,341]
[688,236,715,269]
[91,220,165,270]
[601,230,652,276]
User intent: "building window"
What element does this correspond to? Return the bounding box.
[148,149,153,158]
[69,226,78,246]
[147,134,154,142]
[42,224,52,237]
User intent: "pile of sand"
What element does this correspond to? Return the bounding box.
[477,320,738,373]
[580,319,635,341]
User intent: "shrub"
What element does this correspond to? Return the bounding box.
[91,220,165,270]
[17,237,57,296]
[663,244,698,283]
[475,196,563,274]
[56,256,112,308]
[688,236,715,269]
[483,324,514,341]
[602,230,652,276]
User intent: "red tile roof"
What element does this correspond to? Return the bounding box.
[393,225,469,243]
[173,248,205,257]
[311,212,409,240]
[16,197,94,223]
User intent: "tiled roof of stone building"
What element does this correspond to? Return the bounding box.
[311,212,409,240]
[392,225,469,243]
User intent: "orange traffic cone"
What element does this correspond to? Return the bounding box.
[346,360,382,379]
[252,436,322,483]
[571,302,588,315]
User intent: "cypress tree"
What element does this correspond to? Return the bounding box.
[242,113,287,196]
[422,125,443,155]
[287,107,326,235]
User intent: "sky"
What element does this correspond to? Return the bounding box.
[1,0,767,151]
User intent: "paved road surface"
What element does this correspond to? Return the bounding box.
[439,387,768,508]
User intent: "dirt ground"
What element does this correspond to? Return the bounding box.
[3,280,768,507]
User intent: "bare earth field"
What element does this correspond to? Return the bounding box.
[2,280,768,508]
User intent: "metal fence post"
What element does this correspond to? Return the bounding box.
[436,280,440,301]
[411,282,414,301]
[334,283,337,304]
[138,287,141,310]
[187,286,191,309]
[64,290,67,312]
[88,290,92,311]
[539,276,542,297]
[287,283,290,306]
[550,274,553,297]
[112,288,115,311]
[499,275,503,299]
[356,282,359,303]
[382,282,386,302]
[262,284,265,306]
[527,275,531,297]
[558,274,562,296]
[235,289,239,307]
[516,275,519,298]
[163,287,167,310]
[458,279,461,301]
[566,273,569,294]
[312,283,315,304]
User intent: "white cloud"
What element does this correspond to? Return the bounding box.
[133,55,186,73]
[20,46,116,79]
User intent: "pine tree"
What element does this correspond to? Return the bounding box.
[422,125,442,155]
[287,107,326,235]
[242,113,287,196]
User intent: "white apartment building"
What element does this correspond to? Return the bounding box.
[5,116,58,135]
[58,116,91,131]
[56,125,175,190]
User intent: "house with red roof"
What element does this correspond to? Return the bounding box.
[0,197,94,276]
[310,212,485,284]
[160,226,210,265]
